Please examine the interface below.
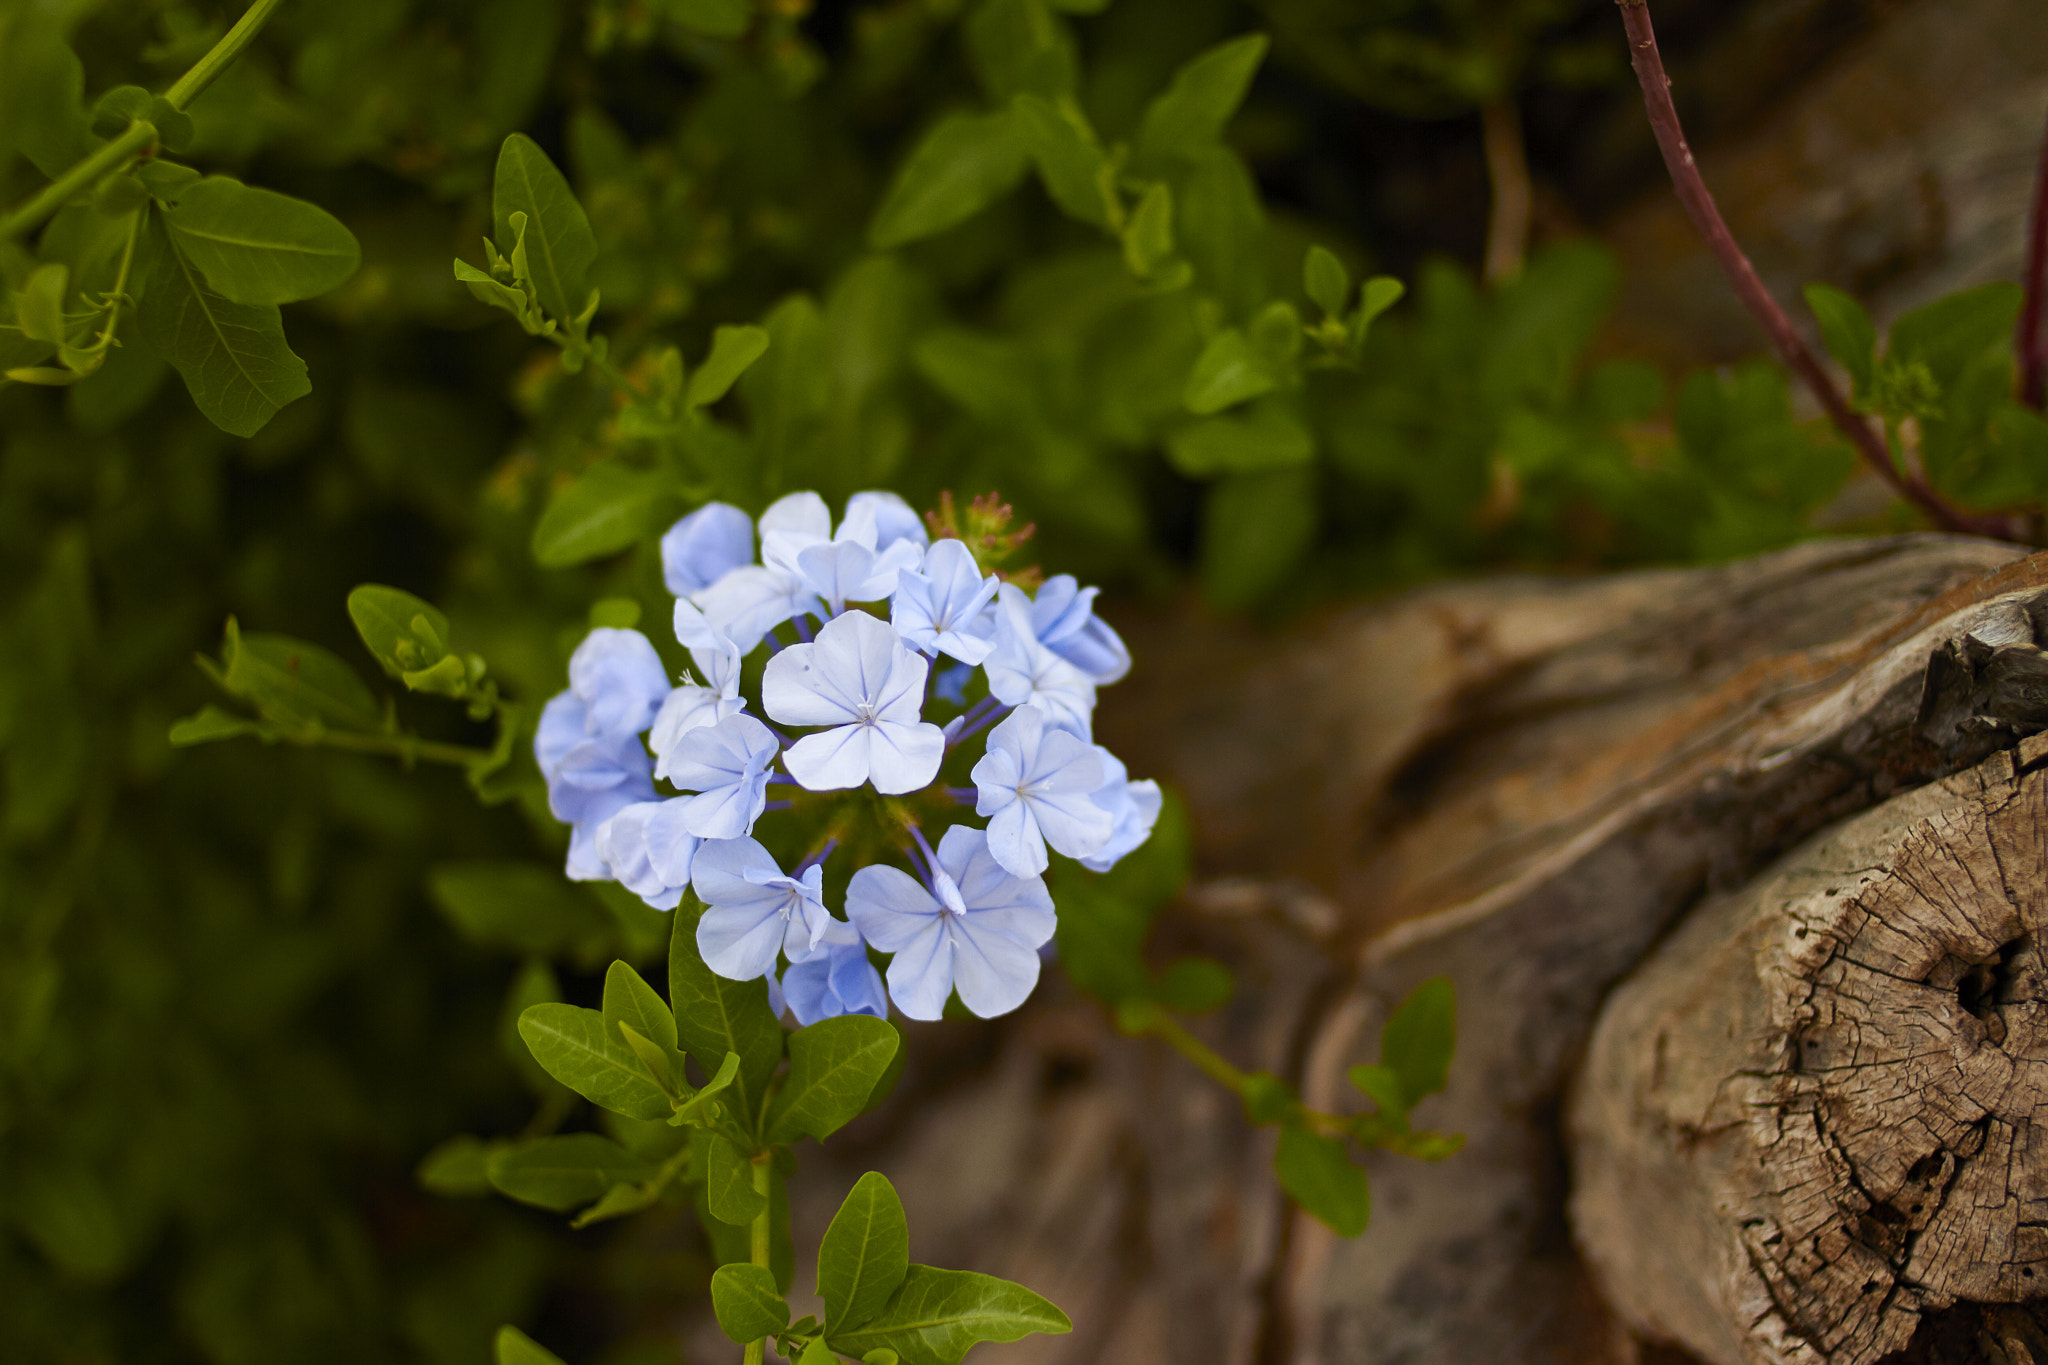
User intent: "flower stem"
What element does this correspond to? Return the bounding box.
[1480,95,1530,286]
[744,1154,774,1365]
[293,726,493,769]
[1123,1004,1353,1139]
[2019,103,2048,410]
[1612,0,2021,540]
[163,0,288,112]
[0,121,157,243]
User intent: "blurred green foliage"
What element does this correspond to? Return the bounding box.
[3,0,2045,1361]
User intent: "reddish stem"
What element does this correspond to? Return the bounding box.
[1613,0,2021,540]
[2018,103,2048,410]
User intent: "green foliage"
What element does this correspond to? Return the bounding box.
[711,1263,791,1344]
[823,1266,1073,1365]
[818,1173,912,1335]
[1274,1124,1370,1237]
[764,1015,902,1145]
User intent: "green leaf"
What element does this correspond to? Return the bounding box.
[869,110,1028,250]
[798,1338,838,1365]
[429,862,616,961]
[415,1135,502,1197]
[530,461,676,567]
[818,1172,910,1334]
[167,704,273,747]
[686,324,772,410]
[1803,283,1877,397]
[1153,957,1234,1014]
[1240,1071,1295,1125]
[16,262,68,346]
[495,1325,567,1365]
[1887,282,2024,387]
[216,620,383,734]
[671,1050,743,1127]
[1274,1124,1369,1236]
[826,1266,1071,1365]
[160,178,361,305]
[486,1133,654,1212]
[1165,401,1313,477]
[1200,468,1317,609]
[1380,975,1454,1107]
[516,1002,674,1121]
[1304,246,1349,320]
[713,1263,790,1344]
[707,1134,766,1226]
[346,584,453,682]
[603,960,678,1056]
[569,1180,664,1228]
[1184,329,1276,414]
[764,1014,901,1146]
[669,902,784,1134]
[135,212,310,437]
[1134,33,1269,165]
[494,133,597,324]
[1011,93,1114,229]
[965,0,1076,102]
[1346,1064,1407,1121]
[1121,182,1175,280]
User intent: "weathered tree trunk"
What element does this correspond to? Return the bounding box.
[670,535,2048,1365]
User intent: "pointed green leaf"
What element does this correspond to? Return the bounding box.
[1887,281,2024,387]
[669,902,784,1133]
[1184,328,1276,414]
[217,621,383,734]
[825,1266,1071,1365]
[17,262,68,346]
[346,584,452,681]
[160,177,361,305]
[617,1021,681,1096]
[707,1134,766,1226]
[1134,33,1269,165]
[1803,283,1877,397]
[1011,93,1113,228]
[818,1172,910,1334]
[486,1133,654,1212]
[869,110,1028,250]
[1304,246,1349,320]
[1121,182,1175,279]
[672,1050,743,1126]
[604,960,678,1055]
[530,461,676,567]
[1274,1123,1369,1236]
[494,133,597,323]
[1380,975,1454,1107]
[1346,1063,1408,1122]
[167,704,274,747]
[135,212,310,437]
[569,1180,663,1228]
[713,1263,790,1344]
[765,1015,900,1146]
[517,1002,673,1120]
[415,1135,503,1197]
[495,1325,566,1365]
[685,324,772,410]
[1350,276,1405,352]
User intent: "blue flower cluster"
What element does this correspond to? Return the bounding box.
[536,492,1160,1024]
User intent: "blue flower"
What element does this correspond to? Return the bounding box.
[845,490,929,555]
[890,538,998,665]
[1079,748,1163,873]
[1029,574,1130,684]
[568,628,671,738]
[545,728,657,881]
[594,799,695,909]
[661,502,755,597]
[650,634,745,782]
[762,609,944,794]
[932,660,975,707]
[781,919,889,1026]
[971,705,1114,877]
[691,838,833,981]
[660,712,779,839]
[676,568,818,656]
[846,826,1055,1021]
[766,492,923,616]
[984,584,1096,737]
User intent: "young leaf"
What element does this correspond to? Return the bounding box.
[1274,1124,1369,1237]
[516,1002,674,1120]
[530,461,675,567]
[1887,282,2025,387]
[818,1172,910,1334]
[671,1051,743,1127]
[1184,329,1277,414]
[764,1014,901,1146]
[869,110,1028,250]
[1346,1064,1408,1122]
[1351,276,1405,352]
[217,622,383,734]
[160,178,361,305]
[1304,246,1349,320]
[707,1134,767,1226]
[1120,182,1175,280]
[669,902,784,1133]
[346,584,452,681]
[495,1325,567,1365]
[685,324,772,410]
[16,262,68,346]
[1133,33,1269,165]
[135,212,310,437]
[415,1135,502,1197]
[1011,93,1113,229]
[712,1263,790,1344]
[494,133,598,324]
[486,1133,654,1212]
[798,1338,838,1365]
[570,1181,664,1228]
[825,1266,1072,1365]
[1380,975,1454,1107]
[1803,283,1877,397]
[603,960,679,1056]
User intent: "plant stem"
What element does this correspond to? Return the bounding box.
[163,0,288,112]
[303,727,492,769]
[1480,96,1531,286]
[81,210,144,359]
[745,1155,774,1365]
[1128,1007,1352,1139]
[2019,103,2048,410]
[1612,0,2021,540]
[0,121,157,243]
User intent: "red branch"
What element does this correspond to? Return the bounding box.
[1614,0,2021,541]
[2018,103,2048,410]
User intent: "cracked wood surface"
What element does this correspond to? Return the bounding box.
[659,535,2048,1364]
[1572,741,2048,1365]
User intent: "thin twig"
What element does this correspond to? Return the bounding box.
[0,121,156,242]
[2018,102,2048,410]
[1481,96,1531,286]
[1613,0,2022,540]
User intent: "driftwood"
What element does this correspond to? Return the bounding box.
[661,534,2048,1364]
